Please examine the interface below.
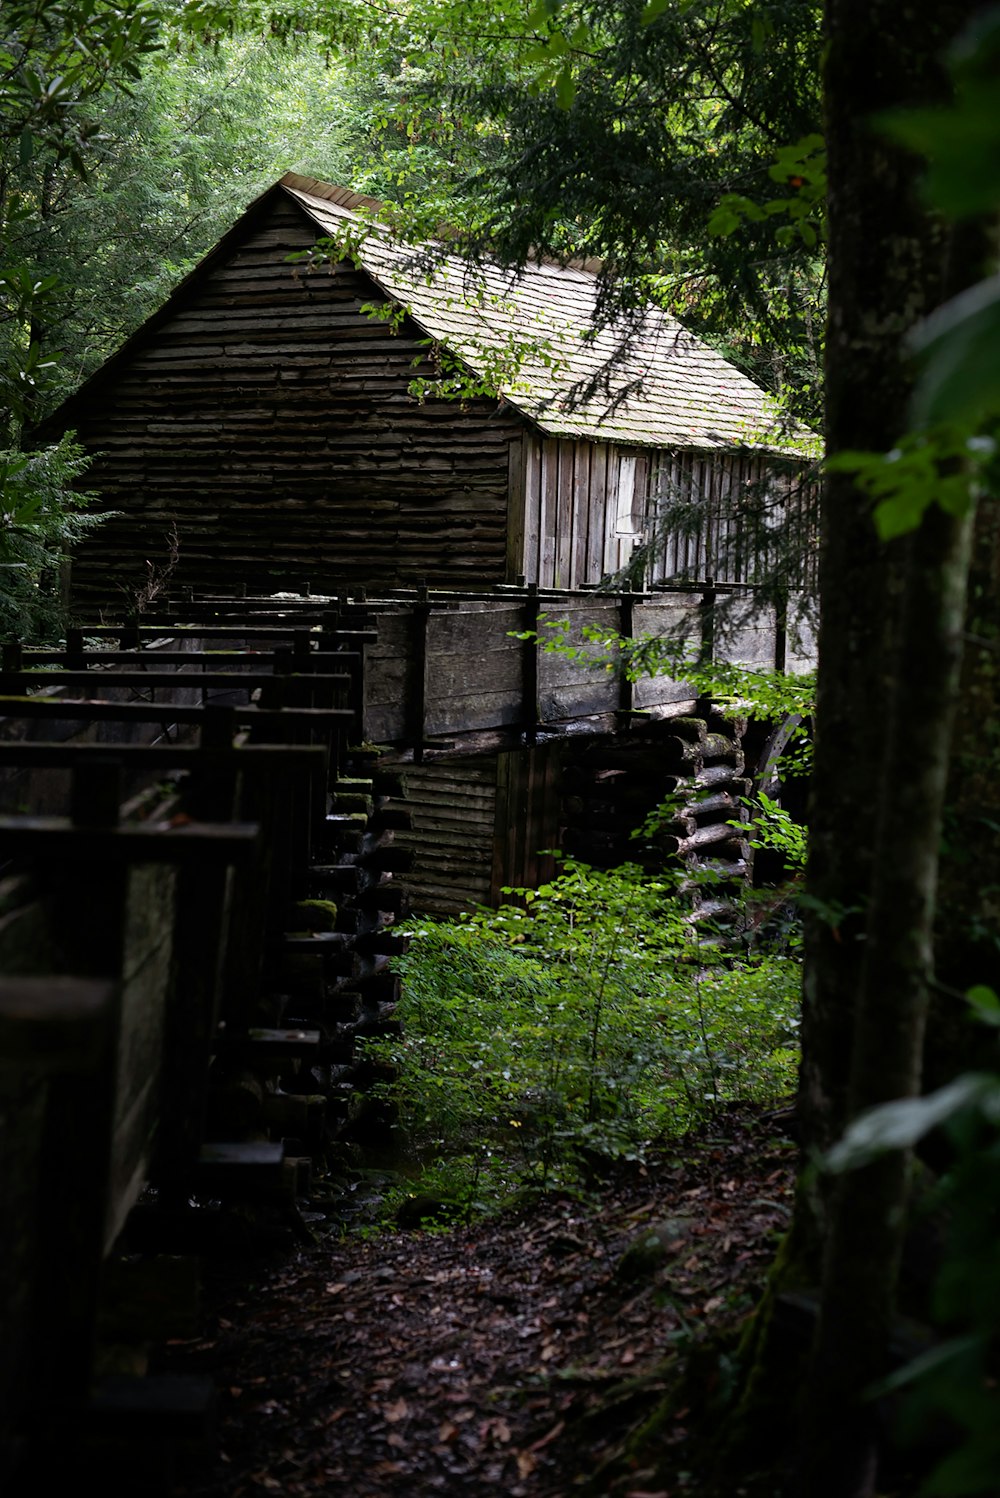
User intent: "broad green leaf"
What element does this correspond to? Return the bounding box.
[910,275,1000,426]
[555,64,576,109]
[886,92,1000,219]
[873,489,932,541]
[826,1074,1000,1173]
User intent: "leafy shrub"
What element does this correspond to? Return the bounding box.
[362,857,801,1215]
[0,435,107,641]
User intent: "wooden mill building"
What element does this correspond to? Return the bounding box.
[45,173,817,915]
[49,172,816,607]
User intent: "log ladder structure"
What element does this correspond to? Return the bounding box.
[4,174,818,1487]
[0,601,419,1491]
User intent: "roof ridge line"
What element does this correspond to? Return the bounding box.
[279,171,605,278]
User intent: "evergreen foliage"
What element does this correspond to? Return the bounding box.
[0,434,105,639]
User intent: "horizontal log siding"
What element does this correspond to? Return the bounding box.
[396,758,498,917]
[66,197,524,607]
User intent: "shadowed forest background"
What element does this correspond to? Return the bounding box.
[3,2,1000,1495]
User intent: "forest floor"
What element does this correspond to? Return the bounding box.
[162,1105,797,1498]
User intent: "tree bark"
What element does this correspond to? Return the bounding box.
[798,0,960,1181]
[799,497,975,1497]
[928,494,1000,1077]
[793,1,987,1489]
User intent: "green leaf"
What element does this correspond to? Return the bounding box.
[826,1074,1000,1173]
[555,64,576,110]
[873,489,932,541]
[910,275,1000,426]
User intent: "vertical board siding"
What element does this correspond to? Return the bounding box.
[521,436,543,584]
[585,443,607,582]
[506,438,526,581]
[554,440,576,588]
[492,744,560,899]
[517,436,814,591]
[64,195,525,606]
[646,450,819,588]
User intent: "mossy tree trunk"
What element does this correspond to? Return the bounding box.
[799,499,975,1496]
[724,0,988,1490]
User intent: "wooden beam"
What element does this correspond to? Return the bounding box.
[0,977,115,1072]
[0,817,259,864]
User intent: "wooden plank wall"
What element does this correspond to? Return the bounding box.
[395,758,498,916]
[510,438,818,593]
[512,436,650,588]
[394,747,562,918]
[647,450,819,588]
[491,745,561,900]
[361,589,796,747]
[423,605,527,738]
[62,193,524,606]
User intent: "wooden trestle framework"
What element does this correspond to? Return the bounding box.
[0,584,800,1488]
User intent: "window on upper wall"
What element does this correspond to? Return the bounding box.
[614,453,643,538]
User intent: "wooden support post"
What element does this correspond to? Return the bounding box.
[260,656,287,710]
[619,584,635,718]
[71,759,122,830]
[699,578,717,666]
[410,590,431,765]
[157,857,235,1178]
[6,979,117,1453]
[522,584,540,746]
[66,628,85,670]
[774,587,788,673]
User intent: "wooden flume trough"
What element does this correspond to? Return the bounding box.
[0,582,807,1490]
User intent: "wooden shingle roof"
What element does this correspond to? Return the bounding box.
[281,172,814,456]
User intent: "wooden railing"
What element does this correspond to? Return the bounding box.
[0,604,413,1489]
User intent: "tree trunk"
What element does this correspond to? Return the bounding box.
[798,0,959,1182]
[799,496,975,1497]
[793,1,987,1489]
[928,494,1000,1081]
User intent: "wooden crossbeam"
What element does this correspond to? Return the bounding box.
[20,650,361,667]
[80,623,378,642]
[0,742,328,770]
[0,977,115,1072]
[0,696,353,729]
[0,817,259,863]
[0,670,351,692]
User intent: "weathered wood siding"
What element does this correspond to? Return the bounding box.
[647,450,818,588]
[396,758,499,916]
[63,194,524,605]
[510,435,650,588]
[396,746,562,917]
[509,435,817,591]
[492,745,561,898]
[362,592,721,747]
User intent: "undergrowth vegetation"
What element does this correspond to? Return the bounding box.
[361,855,801,1222]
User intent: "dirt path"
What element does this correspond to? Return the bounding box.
[163,1108,796,1497]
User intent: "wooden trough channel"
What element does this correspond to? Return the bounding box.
[0,585,808,1489]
